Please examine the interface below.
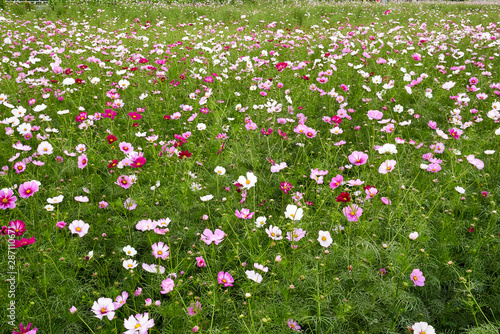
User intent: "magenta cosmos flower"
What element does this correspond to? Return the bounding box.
[329,174,343,189]
[342,204,363,222]
[0,189,17,209]
[13,322,38,334]
[18,181,40,199]
[8,220,26,236]
[287,319,301,332]
[410,269,425,287]
[217,271,234,287]
[196,256,206,267]
[348,151,368,166]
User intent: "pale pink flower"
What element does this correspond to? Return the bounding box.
[342,204,363,222]
[160,278,175,294]
[152,242,169,260]
[68,220,90,237]
[200,228,225,245]
[378,160,397,174]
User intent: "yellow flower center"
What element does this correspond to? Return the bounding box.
[100,307,107,313]
[387,166,391,171]
[413,276,418,281]
[135,324,141,329]
[322,236,327,241]
[2,198,7,203]
[271,233,275,237]
[76,227,82,232]
[351,211,355,216]
[44,148,48,151]
[246,180,250,184]
[26,189,31,193]
[222,279,227,283]
[158,251,162,255]
[128,264,133,267]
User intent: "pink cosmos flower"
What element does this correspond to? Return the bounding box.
[410,269,425,286]
[187,301,202,316]
[196,256,206,267]
[217,271,234,287]
[116,175,132,189]
[99,201,108,209]
[14,161,26,174]
[381,197,391,205]
[329,174,343,189]
[287,319,301,332]
[152,242,169,260]
[201,228,225,245]
[235,208,254,219]
[119,142,134,154]
[367,110,383,120]
[68,220,90,237]
[0,189,17,209]
[348,151,368,166]
[427,163,441,173]
[342,204,363,222]
[286,228,306,242]
[124,198,137,210]
[160,279,175,294]
[113,291,128,310]
[347,179,364,187]
[378,160,397,174]
[69,306,77,314]
[78,154,88,169]
[18,181,39,198]
[365,187,379,200]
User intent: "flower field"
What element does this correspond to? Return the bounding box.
[1,1,500,333]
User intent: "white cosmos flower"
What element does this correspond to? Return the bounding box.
[47,195,64,204]
[200,194,214,202]
[318,231,333,247]
[214,166,226,175]
[45,204,55,211]
[284,204,303,221]
[455,186,465,194]
[123,245,137,256]
[409,232,419,240]
[123,259,138,270]
[237,172,257,189]
[245,270,263,283]
[255,216,267,228]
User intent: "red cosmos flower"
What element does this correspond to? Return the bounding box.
[276,62,288,72]
[130,67,138,71]
[179,150,192,159]
[106,135,117,144]
[75,78,83,84]
[108,159,119,169]
[64,68,72,75]
[302,75,310,80]
[132,123,139,127]
[128,112,141,120]
[139,58,149,64]
[10,236,36,248]
[235,183,243,193]
[164,115,171,120]
[336,192,351,203]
